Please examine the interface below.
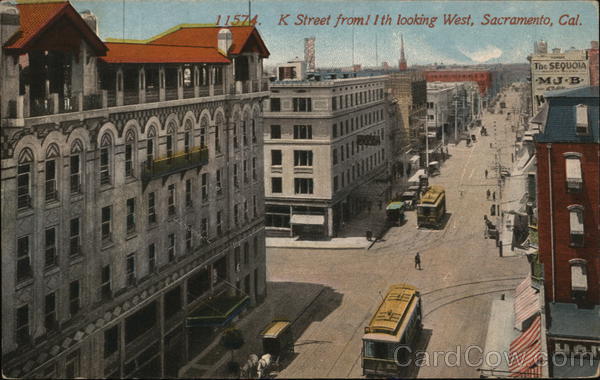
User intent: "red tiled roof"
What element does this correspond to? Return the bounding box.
[150,26,270,58]
[4,1,106,54]
[101,43,230,64]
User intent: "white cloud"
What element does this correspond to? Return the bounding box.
[459,45,503,63]
[392,31,468,66]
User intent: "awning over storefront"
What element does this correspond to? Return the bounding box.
[565,158,582,182]
[290,214,325,225]
[514,277,540,331]
[408,169,426,184]
[386,201,405,211]
[186,292,250,328]
[509,316,542,377]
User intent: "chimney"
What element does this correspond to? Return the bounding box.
[79,10,99,35]
[217,29,233,56]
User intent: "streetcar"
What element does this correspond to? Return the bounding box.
[416,185,446,229]
[362,284,423,378]
[385,201,406,225]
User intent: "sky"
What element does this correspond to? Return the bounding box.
[69,0,600,67]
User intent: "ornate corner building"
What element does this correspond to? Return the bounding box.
[1,1,270,378]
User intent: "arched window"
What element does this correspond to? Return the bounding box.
[146,126,157,165]
[166,121,176,157]
[200,116,209,148]
[215,113,223,153]
[100,133,112,185]
[45,144,60,202]
[184,119,193,153]
[125,129,136,178]
[232,113,240,149]
[70,140,84,194]
[17,149,34,209]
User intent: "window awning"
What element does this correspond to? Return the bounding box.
[514,277,540,331]
[290,214,325,225]
[571,265,588,292]
[569,210,584,234]
[565,158,582,182]
[186,292,249,328]
[509,315,542,377]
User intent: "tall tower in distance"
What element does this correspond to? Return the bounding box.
[399,34,408,70]
[304,36,316,72]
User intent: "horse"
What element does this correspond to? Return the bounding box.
[240,354,259,379]
[256,353,272,379]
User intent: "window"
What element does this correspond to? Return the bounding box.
[332,123,338,138]
[569,259,588,293]
[185,179,192,206]
[234,246,241,271]
[568,206,584,247]
[70,154,81,194]
[242,120,248,146]
[294,150,313,166]
[168,184,176,216]
[45,227,57,269]
[201,173,208,201]
[100,135,111,185]
[146,134,155,163]
[565,155,583,192]
[234,164,239,188]
[148,192,157,224]
[215,121,221,153]
[101,265,111,300]
[104,326,119,358]
[200,119,207,147]
[233,121,239,148]
[125,142,134,177]
[126,198,136,234]
[101,206,111,241]
[252,158,257,180]
[340,146,344,161]
[69,280,80,316]
[168,233,176,262]
[334,176,339,192]
[253,195,258,217]
[234,204,239,225]
[201,218,208,242]
[186,227,192,252]
[272,177,282,193]
[17,155,32,209]
[271,150,282,166]
[69,218,81,258]
[16,304,29,345]
[575,104,589,134]
[333,148,338,165]
[332,97,337,111]
[294,178,314,194]
[270,125,281,139]
[166,135,173,157]
[45,160,57,202]
[243,159,249,182]
[253,236,259,258]
[44,292,57,332]
[252,120,257,143]
[148,244,156,273]
[65,350,80,379]
[17,236,32,282]
[244,200,249,221]
[244,242,250,265]
[217,211,223,235]
[293,97,312,112]
[294,125,312,139]
[126,253,136,286]
[270,98,281,112]
[216,169,223,194]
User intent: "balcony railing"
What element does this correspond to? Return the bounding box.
[83,93,103,111]
[165,87,178,101]
[123,90,139,106]
[59,94,79,113]
[30,97,54,117]
[199,86,209,97]
[214,84,224,96]
[145,88,159,103]
[183,86,194,99]
[142,146,209,187]
[242,81,250,94]
[107,91,117,107]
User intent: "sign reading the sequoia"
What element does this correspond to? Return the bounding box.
[530,50,589,115]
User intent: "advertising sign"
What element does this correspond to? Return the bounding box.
[530,50,589,114]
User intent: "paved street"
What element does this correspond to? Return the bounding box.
[264,86,529,378]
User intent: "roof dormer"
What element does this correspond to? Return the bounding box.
[575,104,588,135]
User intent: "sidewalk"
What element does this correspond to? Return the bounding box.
[179,281,327,378]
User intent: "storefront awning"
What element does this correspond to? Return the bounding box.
[186,292,249,328]
[514,277,540,331]
[509,315,542,377]
[290,214,325,225]
[386,201,405,211]
[566,158,582,182]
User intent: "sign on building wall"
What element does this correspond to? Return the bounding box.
[530,51,590,115]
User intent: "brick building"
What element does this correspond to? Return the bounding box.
[588,41,599,86]
[1,1,269,378]
[423,70,492,97]
[534,86,599,377]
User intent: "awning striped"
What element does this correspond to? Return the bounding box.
[514,277,540,330]
[509,316,543,378]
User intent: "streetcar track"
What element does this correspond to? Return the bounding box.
[420,276,524,296]
[424,287,516,318]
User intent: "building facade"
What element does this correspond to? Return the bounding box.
[534,86,599,377]
[423,69,492,98]
[1,2,270,378]
[263,74,389,238]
